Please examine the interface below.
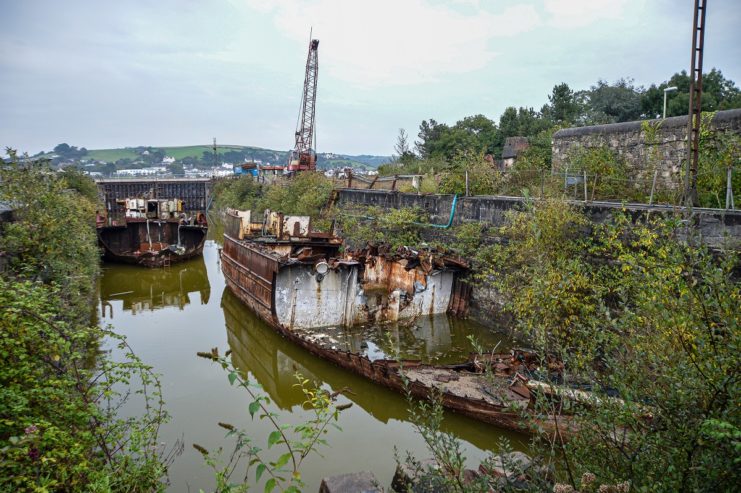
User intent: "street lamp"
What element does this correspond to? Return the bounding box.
[663,86,678,119]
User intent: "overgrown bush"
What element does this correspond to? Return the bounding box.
[0,151,174,491]
[478,199,740,491]
[438,151,501,196]
[257,172,333,220]
[336,206,424,249]
[696,112,741,208]
[0,154,100,321]
[0,280,174,492]
[378,156,449,177]
[212,176,263,212]
[59,167,101,204]
[565,146,634,200]
[213,172,334,230]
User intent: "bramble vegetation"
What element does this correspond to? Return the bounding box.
[195,349,351,493]
[0,151,175,491]
[0,151,100,321]
[212,173,334,230]
[335,205,424,250]
[696,112,741,209]
[476,199,740,491]
[385,199,738,492]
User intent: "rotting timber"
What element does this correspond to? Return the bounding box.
[97,198,207,268]
[221,209,569,434]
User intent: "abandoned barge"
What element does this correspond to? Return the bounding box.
[97,198,208,268]
[221,209,569,434]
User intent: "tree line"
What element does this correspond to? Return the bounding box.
[401,68,741,164]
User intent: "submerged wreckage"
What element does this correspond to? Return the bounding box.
[221,209,569,433]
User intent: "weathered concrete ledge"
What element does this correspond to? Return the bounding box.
[553,108,741,139]
[336,189,741,251]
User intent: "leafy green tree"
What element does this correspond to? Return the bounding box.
[641,68,741,118]
[498,107,551,140]
[578,78,643,124]
[415,119,450,159]
[497,107,520,140]
[166,162,185,176]
[102,162,117,176]
[53,143,71,154]
[543,82,579,124]
[454,114,499,155]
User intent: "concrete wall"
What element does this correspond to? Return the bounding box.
[336,189,741,251]
[552,108,741,189]
[337,189,741,324]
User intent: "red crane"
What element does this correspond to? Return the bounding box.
[288,37,319,172]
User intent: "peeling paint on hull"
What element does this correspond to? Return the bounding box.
[220,228,567,434]
[222,261,564,433]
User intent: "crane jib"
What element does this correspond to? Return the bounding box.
[290,38,320,172]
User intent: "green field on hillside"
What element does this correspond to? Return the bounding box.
[86,145,251,162]
[85,148,140,161]
[159,145,248,160]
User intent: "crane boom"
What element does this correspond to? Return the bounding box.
[289,38,319,172]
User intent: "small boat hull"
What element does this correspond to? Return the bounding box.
[98,219,207,268]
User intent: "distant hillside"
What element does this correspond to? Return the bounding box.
[339,154,391,168]
[41,144,390,172]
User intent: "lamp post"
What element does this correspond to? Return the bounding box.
[663,86,678,118]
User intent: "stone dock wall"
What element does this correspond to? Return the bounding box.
[336,189,741,251]
[551,108,741,189]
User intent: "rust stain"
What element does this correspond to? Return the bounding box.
[216,211,581,435]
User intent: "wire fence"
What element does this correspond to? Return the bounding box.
[330,171,421,191]
[336,167,738,210]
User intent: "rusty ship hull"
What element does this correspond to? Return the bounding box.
[98,219,207,268]
[221,209,566,434]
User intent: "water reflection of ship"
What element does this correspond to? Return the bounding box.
[100,257,210,317]
[221,289,524,449]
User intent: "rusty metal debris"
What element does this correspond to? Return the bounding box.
[97,197,207,267]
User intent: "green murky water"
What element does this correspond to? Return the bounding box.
[99,240,528,492]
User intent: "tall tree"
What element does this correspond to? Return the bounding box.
[578,78,643,124]
[641,68,741,118]
[451,114,499,156]
[393,128,415,165]
[394,128,411,156]
[415,119,449,159]
[544,82,579,124]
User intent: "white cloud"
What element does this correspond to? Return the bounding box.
[240,0,542,86]
[543,0,632,28]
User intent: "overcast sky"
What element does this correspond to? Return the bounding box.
[1,0,739,156]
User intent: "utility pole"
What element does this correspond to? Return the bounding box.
[213,138,218,169]
[663,86,678,119]
[685,0,707,207]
